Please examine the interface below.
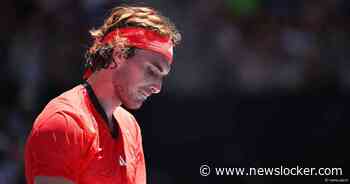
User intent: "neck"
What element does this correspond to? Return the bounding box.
[86,72,121,121]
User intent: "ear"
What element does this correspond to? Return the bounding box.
[111,47,126,69]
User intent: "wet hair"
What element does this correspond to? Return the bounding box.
[85,5,181,73]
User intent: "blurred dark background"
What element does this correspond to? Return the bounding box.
[1,0,350,183]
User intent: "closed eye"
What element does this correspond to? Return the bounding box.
[147,65,161,78]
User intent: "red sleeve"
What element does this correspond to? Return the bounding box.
[25,112,86,182]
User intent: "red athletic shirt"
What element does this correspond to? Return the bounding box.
[25,84,146,184]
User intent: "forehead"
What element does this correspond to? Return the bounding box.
[133,49,171,71]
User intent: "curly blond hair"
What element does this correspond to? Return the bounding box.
[85,5,181,73]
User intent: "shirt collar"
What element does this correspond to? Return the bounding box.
[83,81,118,138]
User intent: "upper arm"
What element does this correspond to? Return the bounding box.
[26,112,87,182]
[35,176,75,184]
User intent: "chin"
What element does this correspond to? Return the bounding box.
[123,101,143,110]
[119,93,143,110]
[126,105,142,110]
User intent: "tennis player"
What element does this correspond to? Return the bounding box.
[24,5,181,184]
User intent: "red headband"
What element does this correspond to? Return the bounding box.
[83,27,174,79]
[102,27,173,63]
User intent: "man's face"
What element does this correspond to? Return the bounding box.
[111,48,171,109]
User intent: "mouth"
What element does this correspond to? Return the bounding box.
[138,90,150,101]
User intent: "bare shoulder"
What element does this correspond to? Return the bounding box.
[34,176,75,184]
